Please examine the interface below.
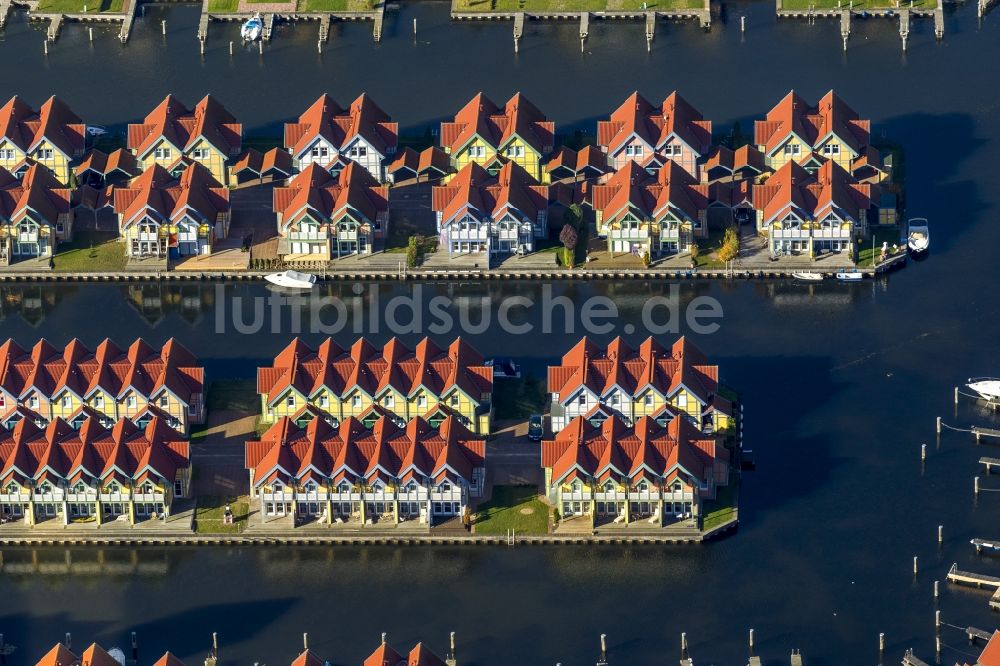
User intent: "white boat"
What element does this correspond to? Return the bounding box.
[241,13,263,42]
[86,126,108,137]
[907,218,930,254]
[836,269,864,281]
[967,377,1000,401]
[264,270,316,289]
[792,271,824,282]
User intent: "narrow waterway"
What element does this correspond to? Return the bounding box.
[1,0,1000,663]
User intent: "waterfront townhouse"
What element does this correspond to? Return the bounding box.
[230,147,293,185]
[272,162,389,260]
[753,159,878,258]
[542,414,729,526]
[110,163,230,259]
[432,161,549,257]
[702,144,769,184]
[0,165,72,266]
[258,337,493,434]
[0,337,205,435]
[0,95,85,186]
[597,91,712,180]
[439,93,554,182]
[0,415,190,525]
[37,641,189,666]
[754,90,871,173]
[589,161,708,258]
[127,95,243,186]
[359,636,455,666]
[245,414,485,525]
[547,336,733,435]
[284,94,398,182]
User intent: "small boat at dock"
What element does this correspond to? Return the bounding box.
[836,269,864,282]
[792,271,824,282]
[907,218,930,254]
[967,378,1000,401]
[264,270,316,289]
[241,13,263,42]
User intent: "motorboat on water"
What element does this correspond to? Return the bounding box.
[264,270,316,289]
[836,269,864,282]
[241,13,263,42]
[907,218,930,254]
[86,126,108,137]
[792,271,824,282]
[967,378,1000,401]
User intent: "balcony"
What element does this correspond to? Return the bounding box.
[609,229,650,240]
[288,230,329,241]
[17,232,39,243]
[449,228,489,241]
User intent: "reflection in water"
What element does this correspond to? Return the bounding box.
[0,547,171,578]
[0,285,75,327]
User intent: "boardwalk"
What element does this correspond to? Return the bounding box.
[946,563,1000,610]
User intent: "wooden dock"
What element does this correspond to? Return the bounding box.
[777,0,942,51]
[318,12,330,40]
[902,649,930,666]
[971,538,1000,554]
[46,14,62,40]
[946,563,1000,610]
[972,425,1000,443]
[263,12,275,40]
[981,0,998,17]
[980,456,1000,473]
[372,1,383,41]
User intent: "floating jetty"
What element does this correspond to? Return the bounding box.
[946,563,1000,611]
[776,0,944,51]
[972,538,1000,554]
[198,2,383,48]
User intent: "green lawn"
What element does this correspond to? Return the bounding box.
[474,485,550,535]
[36,0,124,13]
[492,376,545,421]
[781,0,935,8]
[52,229,126,272]
[455,0,702,10]
[692,227,729,269]
[297,0,374,12]
[701,480,738,532]
[206,379,259,413]
[857,228,904,267]
[206,0,239,12]
[195,496,250,535]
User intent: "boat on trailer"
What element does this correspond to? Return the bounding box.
[967,378,1000,402]
[792,271,824,282]
[907,218,930,254]
[264,270,316,289]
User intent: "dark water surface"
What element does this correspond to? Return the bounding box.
[1,1,1000,664]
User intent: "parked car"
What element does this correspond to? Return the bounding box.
[528,414,544,441]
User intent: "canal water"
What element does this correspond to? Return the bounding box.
[1,1,1000,664]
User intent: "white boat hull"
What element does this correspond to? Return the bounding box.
[264,270,316,289]
[967,380,1000,401]
[836,271,864,281]
[907,218,929,253]
[792,272,824,282]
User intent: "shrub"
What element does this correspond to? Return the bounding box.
[717,226,740,262]
[406,237,419,269]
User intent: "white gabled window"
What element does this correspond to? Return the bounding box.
[61,395,71,408]
[351,395,361,407]
[126,395,137,408]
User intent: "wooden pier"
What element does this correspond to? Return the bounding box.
[972,425,1000,444]
[981,0,998,17]
[981,456,1000,473]
[0,0,13,28]
[777,0,943,51]
[46,14,62,40]
[372,1,383,41]
[946,563,1000,610]
[318,12,330,40]
[971,538,1000,554]
[263,12,275,40]
[902,649,930,666]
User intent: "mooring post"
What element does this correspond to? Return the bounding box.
[599,634,607,665]
[749,628,755,653]
[44,41,48,55]
[936,416,941,434]
[938,525,943,544]
[955,386,959,405]
[259,40,263,54]
[913,556,918,575]
[89,27,93,41]
[935,610,941,633]
[162,19,166,34]
[740,15,746,31]
[229,40,233,55]
[934,580,939,600]
[922,443,927,461]
[974,476,980,496]
[681,632,688,658]
[413,17,416,35]
[936,635,942,660]
[879,633,885,664]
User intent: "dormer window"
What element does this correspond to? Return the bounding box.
[304,481,317,493]
[417,395,427,408]
[384,395,394,408]
[577,394,586,406]
[338,482,351,494]
[351,395,361,407]
[672,482,682,492]
[107,482,120,493]
[637,481,649,492]
[29,395,38,408]
[603,481,615,493]
[159,395,169,408]
[319,395,329,408]
[154,147,171,160]
[61,395,71,408]
[450,394,459,407]
[272,481,284,492]
[570,480,581,492]
[286,395,295,407]
[439,482,451,492]
[405,481,418,492]
[5,482,18,494]
[644,394,653,406]
[74,482,88,493]
[126,395,137,408]
[94,395,104,408]
[142,482,155,494]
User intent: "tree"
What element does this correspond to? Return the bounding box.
[717,226,740,263]
[568,203,584,229]
[559,223,578,251]
[406,237,419,269]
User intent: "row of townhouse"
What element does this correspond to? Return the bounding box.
[0,337,205,435]
[33,635,458,666]
[256,337,493,435]
[245,413,485,525]
[0,90,888,266]
[542,415,729,527]
[0,415,190,525]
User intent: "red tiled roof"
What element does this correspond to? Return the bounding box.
[752,159,876,225]
[547,336,720,406]
[246,415,485,489]
[36,643,80,666]
[0,95,85,159]
[112,162,229,230]
[0,415,189,486]
[545,145,609,178]
[128,95,242,159]
[754,90,870,157]
[258,337,491,406]
[589,161,707,225]
[541,415,722,486]
[440,92,554,156]
[232,147,293,177]
[432,161,548,227]
[273,162,388,230]
[0,337,203,404]
[979,631,1000,666]
[0,164,71,224]
[597,91,711,156]
[285,94,397,159]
